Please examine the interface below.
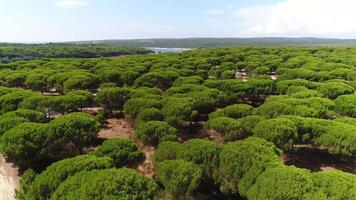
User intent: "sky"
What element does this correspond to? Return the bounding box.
[1,0,356,42]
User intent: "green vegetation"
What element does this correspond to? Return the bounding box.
[177,139,220,176]
[0,43,152,62]
[90,138,144,167]
[204,117,244,141]
[17,155,114,200]
[0,45,354,200]
[0,112,99,168]
[216,137,282,195]
[96,87,131,115]
[137,121,179,146]
[253,118,298,149]
[209,104,254,119]
[247,165,316,200]
[156,160,202,199]
[51,168,158,200]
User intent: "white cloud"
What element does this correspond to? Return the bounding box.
[55,0,90,9]
[235,0,356,37]
[207,9,224,16]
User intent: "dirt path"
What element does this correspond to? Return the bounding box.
[98,119,155,177]
[0,154,19,200]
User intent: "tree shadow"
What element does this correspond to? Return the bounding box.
[284,145,356,174]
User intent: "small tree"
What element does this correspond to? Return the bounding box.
[135,108,164,128]
[204,117,243,141]
[65,90,94,110]
[0,91,35,114]
[311,171,356,200]
[91,138,145,167]
[253,118,298,149]
[161,97,197,127]
[209,104,254,119]
[334,94,356,117]
[317,82,354,99]
[172,76,204,87]
[156,160,203,199]
[0,123,48,168]
[257,101,291,118]
[154,141,181,163]
[0,116,28,136]
[124,98,162,118]
[27,155,113,200]
[25,73,48,94]
[176,139,220,176]
[315,122,356,156]
[46,112,100,154]
[134,71,180,90]
[137,121,179,146]
[96,87,131,115]
[51,168,158,200]
[240,115,266,134]
[2,109,46,123]
[247,165,315,200]
[245,79,276,105]
[216,137,282,195]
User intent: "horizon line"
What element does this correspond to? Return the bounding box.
[3,36,356,44]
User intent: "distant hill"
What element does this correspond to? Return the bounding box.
[72,37,356,48]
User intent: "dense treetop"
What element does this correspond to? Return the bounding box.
[0,46,355,200]
[51,168,158,200]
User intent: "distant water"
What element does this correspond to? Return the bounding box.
[149,47,192,54]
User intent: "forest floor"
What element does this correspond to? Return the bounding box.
[283,145,356,174]
[98,118,155,177]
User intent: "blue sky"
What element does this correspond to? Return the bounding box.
[0,0,355,42]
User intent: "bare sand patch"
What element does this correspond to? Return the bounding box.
[0,154,19,200]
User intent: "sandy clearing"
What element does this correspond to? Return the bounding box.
[0,155,19,200]
[98,118,155,177]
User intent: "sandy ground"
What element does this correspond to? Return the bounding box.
[0,155,19,200]
[98,118,155,177]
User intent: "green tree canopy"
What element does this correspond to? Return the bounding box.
[46,112,100,154]
[247,165,316,200]
[335,94,356,117]
[176,139,220,176]
[216,137,282,195]
[154,141,181,163]
[0,123,48,167]
[204,117,243,141]
[135,108,164,128]
[26,155,114,200]
[91,138,144,167]
[124,98,162,118]
[51,168,158,200]
[96,87,131,115]
[137,121,179,146]
[253,118,298,149]
[156,160,202,199]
